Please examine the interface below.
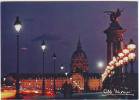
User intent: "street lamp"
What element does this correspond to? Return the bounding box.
[14,16,22,32]
[128,39,136,73]
[60,64,65,85]
[97,61,104,69]
[14,16,22,99]
[60,64,64,71]
[3,77,6,81]
[127,39,136,52]
[41,40,47,96]
[115,61,120,67]
[123,48,129,55]
[128,52,136,73]
[52,53,56,94]
[119,59,124,66]
[3,77,6,85]
[70,77,73,84]
[65,72,68,76]
[118,52,124,59]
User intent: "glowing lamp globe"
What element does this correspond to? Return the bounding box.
[110,66,114,70]
[106,69,110,74]
[123,56,128,63]
[60,65,64,70]
[112,71,115,75]
[65,72,68,76]
[127,39,136,51]
[109,61,114,66]
[115,61,120,67]
[108,74,111,77]
[119,59,124,65]
[14,16,22,33]
[123,48,129,55]
[97,61,104,69]
[106,66,111,70]
[41,40,46,51]
[112,57,117,63]
[118,52,124,58]
[128,53,136,60]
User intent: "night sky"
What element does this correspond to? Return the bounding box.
[1,1,138,75]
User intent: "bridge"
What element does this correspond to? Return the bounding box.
[102,40,136,82]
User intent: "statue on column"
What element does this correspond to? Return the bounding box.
[104,9,123,23]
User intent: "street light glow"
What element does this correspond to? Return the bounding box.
[14,16,22,33]
[60,66,64,70]
[3,77,6,81]
[128,53,136,60]
[118,52,124,58]
[97,61,104,69]
[65,72,68,76]
[41,40,46,51]
[15,24,22,32]
[60,64,64,70]
[41,45,46,51]
[128,39,136,51]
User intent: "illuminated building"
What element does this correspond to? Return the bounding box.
[5,73,102,92]
[71,38,89,72]
[3,39,102,92]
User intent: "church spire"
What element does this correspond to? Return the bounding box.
[77,36,82,50]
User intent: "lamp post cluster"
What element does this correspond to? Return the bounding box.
[102,40,136,82]
[13,16,48,96]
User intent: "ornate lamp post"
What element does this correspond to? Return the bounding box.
[52,53,56,94]
[14,16,22,98]
[41,40,47,95]
[128,53,136,73]
[127,39,136,73]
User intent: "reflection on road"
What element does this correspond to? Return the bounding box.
[1,86,55,99]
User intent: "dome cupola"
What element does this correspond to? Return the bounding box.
[71,38,89,73]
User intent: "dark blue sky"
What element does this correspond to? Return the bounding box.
[1,2,138,75]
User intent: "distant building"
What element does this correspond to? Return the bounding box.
[71,38,89,73]
[5,73,102,92]
[3,38,102,92]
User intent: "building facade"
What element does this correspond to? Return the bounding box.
[71,38,89,72]
[3,39,102,93]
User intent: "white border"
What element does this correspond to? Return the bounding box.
[0,0,138,2]
[0,0,139,99]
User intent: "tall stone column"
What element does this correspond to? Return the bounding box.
[113,30,125,74]
[106,40,112,64]
[104,9,126,90]
[112,42,117,57]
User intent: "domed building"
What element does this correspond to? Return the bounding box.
[4,38,103,93]
[71,38,89,73]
